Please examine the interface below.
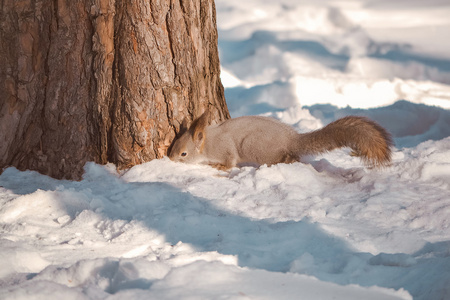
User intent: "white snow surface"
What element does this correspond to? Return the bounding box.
[1,0,450,299]
[219,0,450,113]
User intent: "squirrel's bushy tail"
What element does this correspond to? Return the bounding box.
[296,116,393,167]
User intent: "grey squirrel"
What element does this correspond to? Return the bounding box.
[169,111,393,169]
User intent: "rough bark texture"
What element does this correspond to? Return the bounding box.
[0,0,229,180]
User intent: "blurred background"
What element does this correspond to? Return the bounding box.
[214,0,450,147]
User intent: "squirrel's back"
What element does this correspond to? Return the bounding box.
[204,116,301,166]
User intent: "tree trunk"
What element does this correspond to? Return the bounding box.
[0,0,229,180]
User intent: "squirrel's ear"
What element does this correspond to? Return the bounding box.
[178,118,189,136]
[191,110,209,148]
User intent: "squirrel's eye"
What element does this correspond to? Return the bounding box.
[181,152,187,157]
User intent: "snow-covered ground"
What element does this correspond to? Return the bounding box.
[1,0,450,299]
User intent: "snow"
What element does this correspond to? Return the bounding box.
[218,0,450,112]
[1,0,450,299]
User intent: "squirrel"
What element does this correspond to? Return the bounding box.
[169,110,393,170]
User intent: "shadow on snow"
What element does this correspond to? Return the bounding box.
[1,165,449,299]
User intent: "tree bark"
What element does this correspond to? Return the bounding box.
[0,0,229,180]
